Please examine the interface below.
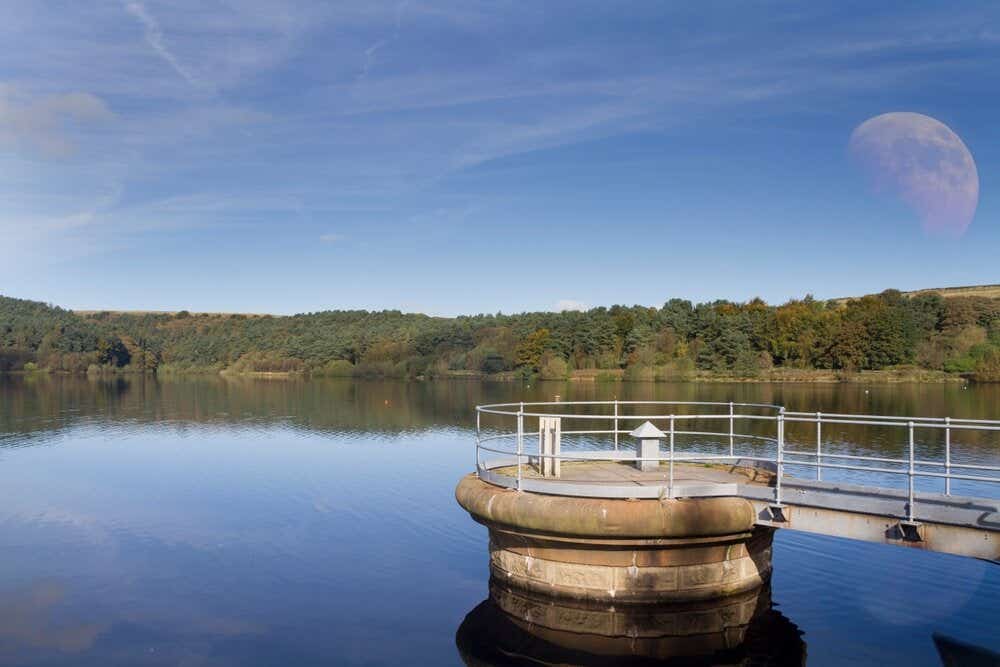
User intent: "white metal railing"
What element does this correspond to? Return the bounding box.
[473,401,1000,523]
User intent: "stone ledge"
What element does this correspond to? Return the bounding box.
[456,474,757,538]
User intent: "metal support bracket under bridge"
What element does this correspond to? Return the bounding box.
[742,476,999,560]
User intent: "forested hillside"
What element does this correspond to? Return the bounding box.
[2,290,999,381]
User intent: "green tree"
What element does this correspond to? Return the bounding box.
[538,352,568,380]
[973,347,1000,382]
[96,338,131,367]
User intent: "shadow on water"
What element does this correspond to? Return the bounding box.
[456,580,806,666]
[932,633,1000,667]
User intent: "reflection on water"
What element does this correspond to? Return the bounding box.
[4,374,1000,437]
[457,581,805,666]
[5,376,999,491]
[0,376,996,665]
[0,581,105,660]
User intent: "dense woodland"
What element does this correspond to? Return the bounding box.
[2,290,1000,381]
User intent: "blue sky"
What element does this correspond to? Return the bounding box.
[1,1,998,315]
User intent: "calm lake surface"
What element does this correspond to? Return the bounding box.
[0,376,997,666]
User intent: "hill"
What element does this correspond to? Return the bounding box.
[2,287,999,381]
[832,284,1000,305]
[902,284,1000,300]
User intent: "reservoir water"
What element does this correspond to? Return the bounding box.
[0,376,997,665]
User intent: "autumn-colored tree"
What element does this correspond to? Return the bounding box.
[515,328,551,370]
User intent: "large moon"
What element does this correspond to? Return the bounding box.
[849,112,979,236]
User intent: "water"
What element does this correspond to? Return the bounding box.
[0,376,996,665]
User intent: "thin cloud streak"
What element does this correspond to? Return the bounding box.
[123,1,200,87]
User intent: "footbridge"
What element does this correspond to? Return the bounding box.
[471,401,1000,561]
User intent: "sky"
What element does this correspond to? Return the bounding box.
[1,1,999,316]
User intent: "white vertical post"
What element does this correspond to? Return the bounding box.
[516,403,524,491]
[729,401,734,458]
[669,415,675,498]
[476,409,481,476]
[535,418,545,475]
[816,411,822,482]
[945,417,951,496]
[552,417,561,477]
[613,399,619,452]
[538,417,561,477]
[907,421,915,522]
[776,410,784,505]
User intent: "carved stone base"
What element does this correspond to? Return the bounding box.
[456,474,773,603]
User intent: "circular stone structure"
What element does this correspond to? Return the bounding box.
[456,474,773,603]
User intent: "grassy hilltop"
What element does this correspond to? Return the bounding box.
[830,284,1000,305]
[2,286,999,382]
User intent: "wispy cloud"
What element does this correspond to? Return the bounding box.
[0,85,115,158]
[357,1,410,80]
[358,39,388,80]
[319,233,344,243]
[555,299,589,312]
[123,1,200,87]
[0,179,124,269]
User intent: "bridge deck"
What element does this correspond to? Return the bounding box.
[742,475,999,560]
[480,460,1000,560]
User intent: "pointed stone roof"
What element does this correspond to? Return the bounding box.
[629,421,666,438]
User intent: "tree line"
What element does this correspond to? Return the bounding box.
[1,290,999,381]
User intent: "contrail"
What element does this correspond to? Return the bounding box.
[123,1,199,87]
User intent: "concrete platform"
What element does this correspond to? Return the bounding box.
[495,460,772,487]
[480,458,774,500]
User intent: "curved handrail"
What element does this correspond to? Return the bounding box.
[472,400,1000,520]
[477,400,783,417]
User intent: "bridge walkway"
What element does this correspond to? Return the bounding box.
[485,459,1000,560]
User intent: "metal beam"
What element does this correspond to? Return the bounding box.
[741,478,1000,560]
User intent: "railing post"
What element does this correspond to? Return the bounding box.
[945,416,951,496]
[907,421,915,522]
[475,409,481,477]
[729,401,734,458]
[816,411,822,482]
[516,403,524,491]
[776,409,784,506]
[669,415,675,498]
[613,399,619,452]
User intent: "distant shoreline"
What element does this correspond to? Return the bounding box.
[1,367,974,384]
[4,288,998,384]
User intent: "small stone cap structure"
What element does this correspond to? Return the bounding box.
[630,421,666,439]
[630,421,665,472]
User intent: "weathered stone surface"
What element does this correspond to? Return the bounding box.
[492,543,769,602]
[457,474,773,603]
[456,474,757,538]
